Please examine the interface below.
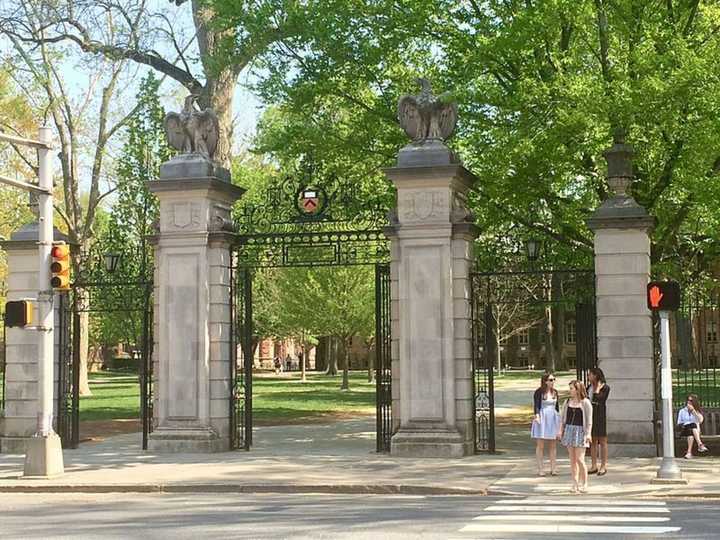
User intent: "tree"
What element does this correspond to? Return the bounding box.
[92,74,170,357]
[224,1,720,276]
[0,0,311,167]
[273,266,375,390]
[2,2,147,394]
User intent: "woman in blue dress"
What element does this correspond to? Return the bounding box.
[531,372,561,476]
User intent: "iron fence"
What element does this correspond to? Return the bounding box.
[661,290,720,408]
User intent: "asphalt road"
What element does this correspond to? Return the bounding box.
[0,493,717,539]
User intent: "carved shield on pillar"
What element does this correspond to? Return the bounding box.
[173,203,192,228]
[413,192,433,220]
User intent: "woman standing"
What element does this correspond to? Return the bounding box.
[587,368,610,476]
[559,380,593,493]
[531,373,561,476]
[677,394,709,459]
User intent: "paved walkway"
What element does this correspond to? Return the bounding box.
[1,417,718,497]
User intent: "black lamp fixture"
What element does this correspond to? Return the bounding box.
[104,251,122,273]
[525,238,542,264]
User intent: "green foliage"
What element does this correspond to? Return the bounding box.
[272,265,375,341]
[91,74,171,347]
[211,0,720,276]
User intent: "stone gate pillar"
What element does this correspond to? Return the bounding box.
[587,133,656,457]
[0,222,68,453]
[147,154,244,453]
[384,82,478,457]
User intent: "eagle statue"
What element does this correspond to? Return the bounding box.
[163,95,220,160]
[397,78,458,142]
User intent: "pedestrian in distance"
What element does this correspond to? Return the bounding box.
[273,355,281,375]
[587,367,610,476]
[677,394,709,459]
[531,372,561,476]
[558,380,593,494]
[285,354,292,372]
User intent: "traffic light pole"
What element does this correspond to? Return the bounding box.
[655,310,683,482]
[0,127,64,477]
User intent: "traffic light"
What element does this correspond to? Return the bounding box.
[50,243,71,290]
[5,300,33,327]
[647,281,681,311]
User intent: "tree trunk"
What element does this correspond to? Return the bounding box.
[316,336,328,372]
[495,333,502,372]
[326,337,338,376]
[72,283,92,397]
[545,305,557,373]
[367,338,374,383]
[341,337,350,390]
[300,342,306,382]
[191,0,239,168]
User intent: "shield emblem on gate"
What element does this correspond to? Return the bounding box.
[295,186,327,218]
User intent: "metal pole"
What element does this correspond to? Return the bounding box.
[656,310,682,480]
[23,125,64,477]
[36,125,54,437]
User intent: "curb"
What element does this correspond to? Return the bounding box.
[0,483,488,496]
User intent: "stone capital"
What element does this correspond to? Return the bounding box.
[586,195,655,232]
[384,164,476,193]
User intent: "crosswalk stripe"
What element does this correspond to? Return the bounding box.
[484,504,669,513]
[497,498,667,506]
[473,514,670,523]
[459,524,681,534]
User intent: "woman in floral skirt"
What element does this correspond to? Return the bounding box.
[558,380,593,493]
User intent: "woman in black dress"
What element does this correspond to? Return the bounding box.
[587,367,610,476]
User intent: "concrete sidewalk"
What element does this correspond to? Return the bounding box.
[0,418,718,497]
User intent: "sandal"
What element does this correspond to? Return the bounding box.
[588,468,599,475]
[537,471,546,477]
[684,453,693,459]
[598,469,607,477]
[699,445,709,453]
[550,470,559,476]
[578,485,588,493]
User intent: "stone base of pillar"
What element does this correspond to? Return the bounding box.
[608,443,657,458]
[1,437,32,454]
[23,434,64,478]
[391,426,471,458]
[148,427,227,453]
[148,428,225,454]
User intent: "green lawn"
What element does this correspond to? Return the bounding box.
[80,371,141,422]
[79,370,376,424]
[253,372,375,424]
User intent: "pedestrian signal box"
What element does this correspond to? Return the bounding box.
[647,281,681,311]
[50,243,71,290]
[5,300,33,327]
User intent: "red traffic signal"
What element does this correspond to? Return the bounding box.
[647,281,680,311]
[50,243,71,290]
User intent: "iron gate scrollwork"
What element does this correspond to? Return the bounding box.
[471,269,597,453]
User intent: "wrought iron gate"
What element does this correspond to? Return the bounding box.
[229,163,392,452]
[471,269,597,453]
[230,264,252,451]
[56,293,79,448]
[375,264,392,452]
[58,272,154,449]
